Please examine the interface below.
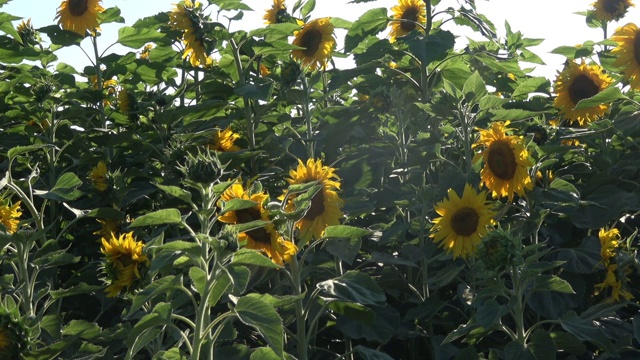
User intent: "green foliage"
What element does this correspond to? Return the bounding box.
[1,0,640,359]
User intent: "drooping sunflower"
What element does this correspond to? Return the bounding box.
[599,227,621,264]
[388,0,427,43]
[209,127,241,152]
[169,0,209,67]
[594,264,634,302]
[89,161,109,192]
[291,17,336,71]
[591,0,634,22]
[0,201,21,234]
[101,231,149,297]
[430,184,496,260]
[264,0,287,25]
[283,159,344,243]
[612,23,640,89]
[55,0,105,36]
[473,121,533,202]
[553,60,614,126]
[218,181,290,265]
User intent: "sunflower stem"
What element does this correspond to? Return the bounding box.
[290,255,309,360]
[91,34,105,129]
[301,74,315,158]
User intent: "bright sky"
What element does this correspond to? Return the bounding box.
[4,0,640,79]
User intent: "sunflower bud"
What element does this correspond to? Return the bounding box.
[477,228,522,272]
[32,77,56,103]
[181,150,223,184]
[280,60,301,87]
[527,124,548,145]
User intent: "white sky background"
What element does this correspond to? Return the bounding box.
[4,0,640,79]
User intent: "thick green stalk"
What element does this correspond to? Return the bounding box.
[290,256,308,360]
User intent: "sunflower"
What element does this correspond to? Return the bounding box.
[209,127,241,152]
[388,0,427,43]
[16,18,39,45]
[612,23,640,89]
[599,227,621,264]
[169,0,209,67]
[89,161,109,192]
[594,264,634,302]
[101,231,149,297]
[139,44,154,60]
[291,18,336,71]
[473,121,533,202]
[0,201,21,234]
[218,181,290,265]
[553,60,614,126]
[591,0,634,22]
[430,184,496,260]
[94,218,121,241]
[55,0,105,36]
[283,159,344,243]
[264,0,287,25]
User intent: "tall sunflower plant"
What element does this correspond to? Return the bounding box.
[2,0,640,358]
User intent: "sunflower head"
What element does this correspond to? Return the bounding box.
[591,0,634,22]
[553,60,613,126]
[101,231,150,297]
[612,23,640,89]
[472,121,534,202]
[291,17,336,71]
[55,0,105,36]
[118,87,139,121]
[526,123,549,145]
[599,227,621,264]
[209,127,241,152]
[16,18,40,46]
[139,44,154,60]
[89,161,110,192]
[93,218,121,241]
[388,0,427,43]
[0,200,22,234]
[169,0,211,67]
[264,0,290,25]
[283,159,343,244]
[594,263,634,302]
[218,181,291,265]
[430,184,497,260]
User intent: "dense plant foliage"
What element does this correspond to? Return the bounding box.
[1,0,640,359]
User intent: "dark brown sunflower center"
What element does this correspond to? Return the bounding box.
[451,207,480,237]
[400,7,419,32]
[568,74,599,105]
[603,0,624,14]
[303,189,325,220]
[68,0,89,17]
[634,31,640,65]
[487,140,517,180]
[301,29,323,56]
[236,207,271,244]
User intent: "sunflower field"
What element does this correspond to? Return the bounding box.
[1,0,640,358]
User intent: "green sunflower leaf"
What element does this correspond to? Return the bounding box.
[574,87,628,110]
[317,271,386,306]
[322,225,372,239]
[233,296,284,358]
[345,8,388,53]
[130,208,182,227]
[232,249,281,269]
[117,26,166,48]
